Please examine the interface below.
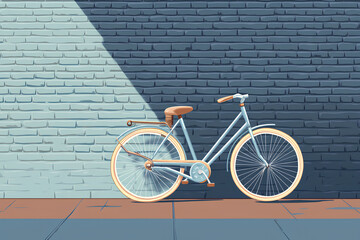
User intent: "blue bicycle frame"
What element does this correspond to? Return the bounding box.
[151,105,275,178]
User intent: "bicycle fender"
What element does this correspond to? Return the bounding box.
[226,123,275,172]
[116,125,171,142]
[115,125,188,161]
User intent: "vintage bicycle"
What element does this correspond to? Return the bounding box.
[111,93,304,202]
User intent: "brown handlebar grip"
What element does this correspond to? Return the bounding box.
[217,95,233,103]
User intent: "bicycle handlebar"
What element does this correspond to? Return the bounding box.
[217,95,233,103]
[217,94,249,103]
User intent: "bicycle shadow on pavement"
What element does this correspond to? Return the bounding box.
[258,199,333,204]
[132,199,224,204]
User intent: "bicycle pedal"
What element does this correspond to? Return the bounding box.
[181,180,189,184]
[207,183,215,187]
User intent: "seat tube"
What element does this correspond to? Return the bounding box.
[151,119,181,159]
[180,118,198,160]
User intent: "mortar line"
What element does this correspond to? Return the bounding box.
[274,219,291,240]
[280,203,297,219]
[342,199,360,216]
[44,199,83,240]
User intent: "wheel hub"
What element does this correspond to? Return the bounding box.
[144,160,153,171]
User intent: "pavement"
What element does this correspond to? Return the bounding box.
[1,199,360,240]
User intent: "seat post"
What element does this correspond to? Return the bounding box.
[164,106,193,128]
[165,114,173,128]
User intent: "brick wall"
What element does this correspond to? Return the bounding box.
[1,1,360,198]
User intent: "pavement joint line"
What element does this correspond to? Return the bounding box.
[87,200,122,211]
[88,201,121,212]
[4,200,16,211]
[280,203,297,219]
[274,219,291,240]
[342,199,360,216]
[0,200,16,213]
[172,200,177,240]
[44,199,83,240]
[100,200,109,212]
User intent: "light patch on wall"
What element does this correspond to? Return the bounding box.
[0,1,156,198]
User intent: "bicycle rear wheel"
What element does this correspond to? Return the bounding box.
[111,128,186,202]
[230,128,303,201]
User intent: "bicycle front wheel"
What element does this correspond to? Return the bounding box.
[230,128,303,201]
[111,128,186,202]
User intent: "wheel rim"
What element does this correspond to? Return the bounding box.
[113,131,183,200]
[233,129,302,200]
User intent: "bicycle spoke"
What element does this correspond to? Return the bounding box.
[249,168,266,193]
[270,167,288,192]
[237,165,265,178]
[272,165,298,175]
[114,131,183,200]
[272,169,285,193]
[271,167,294,184]
[267,135,281,162]
[149,172,161,195]
[269,138,290,164]
[271,150,296,166]
[135,171,147,196]
[124,168,143,191]
[242,167,264,189]
[154,167,177,177]
[151,171,172,190]
[237,148,264,165]
[266,166,270,196]
[269,168,280,195]
[255,168,266,195]
[240,144,264,165]
[234,130,301,199]
[153,168,178,184]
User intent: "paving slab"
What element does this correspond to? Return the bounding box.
[173,199,292,219]
[0,199,80,219]
[276,219,360,240]
[281,199,360,219]
[51,219,174,240]
[69,199,173,219]
[0,219,64,240]
[175,219,288,240]
[1,199,360,219]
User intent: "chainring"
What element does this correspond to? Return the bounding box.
[189,162,210,183]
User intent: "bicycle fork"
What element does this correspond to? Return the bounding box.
[241,106,268,167]
[248,128,268,167]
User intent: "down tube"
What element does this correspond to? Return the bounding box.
[207,123,249,165]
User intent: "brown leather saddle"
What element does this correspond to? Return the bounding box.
[164,106,193,127]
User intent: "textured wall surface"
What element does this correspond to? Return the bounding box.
[1,1,360,198]
[0,1,151,198]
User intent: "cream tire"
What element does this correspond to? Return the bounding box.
[230,128,303,201]
[111,128,186,202]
